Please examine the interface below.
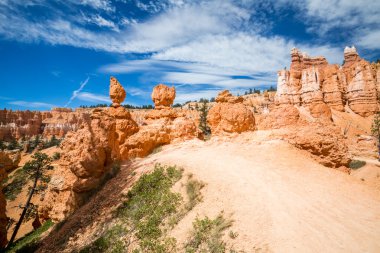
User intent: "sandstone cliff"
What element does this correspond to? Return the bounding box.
[275,47,378,117]
[0,108,89,141]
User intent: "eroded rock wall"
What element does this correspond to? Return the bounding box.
[0,108,89,140]
[275,46,379,117]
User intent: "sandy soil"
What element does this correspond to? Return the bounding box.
[136,135,380,253]
[38,133,380,252]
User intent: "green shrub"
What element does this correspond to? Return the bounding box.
[185,176,204,212]
[349,160,366,169]
[81,164,184,253]
[151,146,163,154]
[185,213,233,253]
[2,167,29,200]
[51,152,61,160]
[6,220,54,253]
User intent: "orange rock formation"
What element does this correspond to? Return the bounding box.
[109,77,126,107]
[41,81,198,221]
[151,84,176,109]
[207,90,255,134]
[275,47,379,117]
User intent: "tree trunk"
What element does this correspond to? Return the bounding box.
[378,136,380,161]
[7,170,39,247]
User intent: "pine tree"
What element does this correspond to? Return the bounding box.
[198,100,211,136]
[33,135,41,150]
[7,152,53,248]
[7,139,19,150]
[0,140,5,150]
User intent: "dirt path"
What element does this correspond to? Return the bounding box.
[136,137,380,252]
[37,135,380,252]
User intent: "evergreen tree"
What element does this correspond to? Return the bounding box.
[7,139,20,150]
[7,152,53,247]
[50,135,60,147]
[198,100,211,136]
[33,135,41,150]
[0,140,5,150]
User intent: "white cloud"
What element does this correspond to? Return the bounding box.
[174,88,220,103]
[9,101,56,108]
[65,77,90,107]
[357,30,380,50]
[275,0,380,49]
[81,14,120,32]
[77,0,115,12]
[0,0,372,106]
[163,72,227,85]
[128,87,150,97]
[76,92,110,103]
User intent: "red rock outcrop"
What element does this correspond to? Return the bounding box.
[0,108,89,141]
[41,81,199,221]
[343,47,378,116]
[42,108,90,138]
[308,103,332,120]
[0,151,20,172]
[207,90,255,134]
[152,84,176,109]
[286,123,350,170]
[121,84,199,158]
[0,110,47,141]
[242,91,275,113]
[275,47,379,117]
[258,105,300,129]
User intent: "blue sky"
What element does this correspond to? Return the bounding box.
[1,0,379,110]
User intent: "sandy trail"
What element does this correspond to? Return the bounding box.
[36,135,380,253]
[135,137,380,253]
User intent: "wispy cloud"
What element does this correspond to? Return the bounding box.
[65,77,90,107]
[75,0,115,12]
[128,87,150,97]
[174,88,220,103]
[76,92,110,103]
[51,70,61,77]
[8,100,56,108]
[81,13,120,32]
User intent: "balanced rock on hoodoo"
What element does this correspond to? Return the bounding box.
[152,84,176,109]
[121,84,199,158]
[41,77,139,221]
[207,90,255,134]
[110,76,126,107]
